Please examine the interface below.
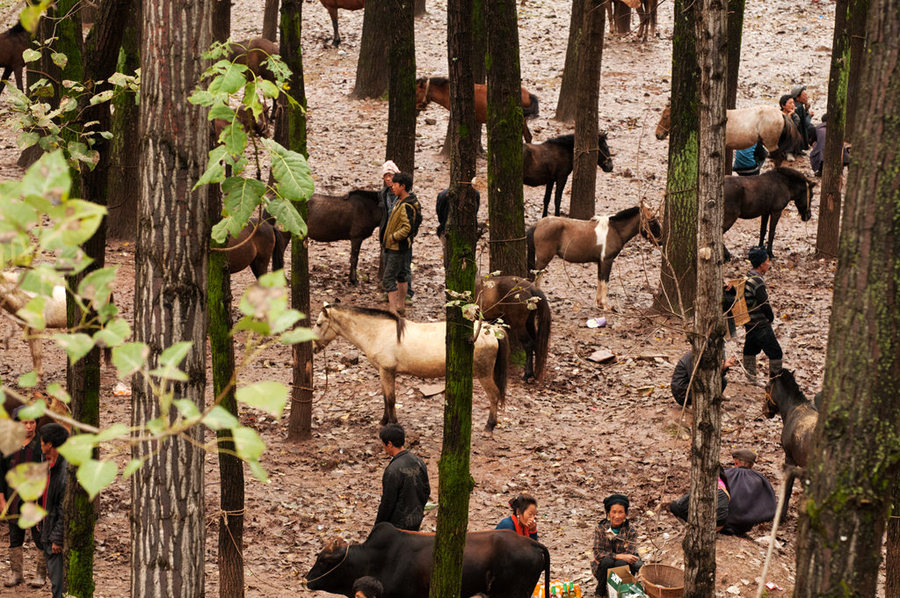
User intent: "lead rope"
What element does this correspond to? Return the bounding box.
[303,544,351,586]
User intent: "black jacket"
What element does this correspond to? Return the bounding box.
[375,450,430,531]
[40,455,67,547]
[670,352,728,407]
[0,435,42,512]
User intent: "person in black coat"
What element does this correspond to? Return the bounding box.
[38,423,68,598]
[375,424,430,531]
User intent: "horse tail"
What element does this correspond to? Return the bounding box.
[526,225,536,280]
[524,93,540,119]
[532,288,551,382]
[272,228,290,272]
[493,331,510,407]
[395,315,406,342]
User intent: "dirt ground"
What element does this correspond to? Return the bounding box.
[2,0,874,596]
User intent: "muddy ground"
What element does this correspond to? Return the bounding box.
[2,0,872,596]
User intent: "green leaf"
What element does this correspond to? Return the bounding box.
[266,196,307,238]
[280,327,319,345]
[214,62,250,95]
[173,399,202,421]
[76,459,117,500]
[77,267,117,306]
[45,383,71,405]
[5,462,48,501]
[262,139,314,202]
[194,145,229,190]
[203,406,239,431]
[236,381,287,418]
[18,295,47,330]
[89,89,115,105]
[123,459,142,479]
[112,342,149,378]
[270,310,303,335]
[95,424,129,443]
[21,151,70,204]
[17,502,47,529]
[52,333,94,364]
[16,400,45,421]
[208,103,235,122]
[22,48,41,64]
[148,365,189,383]
[17,371,38,389]
[247,460,268,483]
[17,130,40,148]
[220,118,249,156]
[59,434,97,466]
[42,200,107,250]
[232,316,270,336]
[258,79,281,99]
[211,217,237,244]
[221,177,266,227]
[231,426,265,462]
[0,419,26,456]
[50,52,68,68]
[159,341,192,368]
[93,317,131,349]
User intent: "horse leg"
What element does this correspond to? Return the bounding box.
[766,213,781,258]
[522,121,533,144]
[329,8,341,46]
[349,238,363,285]
[379,369,398,425]
[27,328,43,384]
[521,319,537,382]
[596,260,612,310]
[555,174,569,217]
[478,374,500,434]
[758,215,770,255]
[542,184,553,218]
[779,466,797,522]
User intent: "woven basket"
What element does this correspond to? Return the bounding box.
[639,564,684,598]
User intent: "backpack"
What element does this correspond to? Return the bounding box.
[407,197,423,239]
[728,278,751,328]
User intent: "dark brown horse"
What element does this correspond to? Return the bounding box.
[724,167,815,259]
[225,218,278,279]
[476,276,551,383]
[527,206,660,310]
[523,133,614,218]
[317,0,365,46]
[415,76,540,142]
[764,370,818,519]
[0,23,29,96]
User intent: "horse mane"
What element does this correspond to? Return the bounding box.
[426,76,449,87]
[331,304,406,341]
[772,166,806,181]
[773,369,808,401]
[609,206,641,221]
[6,23,26,35]
[349,189,380,202]
[545,134,575,149]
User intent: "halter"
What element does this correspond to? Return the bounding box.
[304,544,351,585]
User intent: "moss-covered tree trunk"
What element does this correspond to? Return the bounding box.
[794,1,900,593]
[682,0,726,593]
[724,0,744,171]
[555,0,585,122]
[485,0,526,276]
[280,0,314,442]
[387,0,416,173]
[657,0,699,319]
[570,0,605,221]
[353,0,390,99]
[428,0,478,595]
[888,482,900,596]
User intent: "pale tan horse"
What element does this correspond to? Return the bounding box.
[526,206,660,310]
[312,304,510,432]
[1,271,68,382]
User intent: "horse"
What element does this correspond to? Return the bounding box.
[476,276,550,383]
[655,103,801,165]
[415,76,540,143]
[0,23,29,96]
[764,369,818,519]
[316,0,365,46]
[636,0,659,41]
[311,303,509,432]
[272,189,383,285]
[225,217,278,279]
[527,206,661,310]
[723,167,815,259]
[522,133,614,218]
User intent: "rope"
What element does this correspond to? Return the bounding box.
[303,544,351,585]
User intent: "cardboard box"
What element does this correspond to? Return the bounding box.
[607,565,648,598]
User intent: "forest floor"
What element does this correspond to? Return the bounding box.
[2,0,881,596]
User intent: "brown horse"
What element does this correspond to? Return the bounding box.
[225,218,278,279]
[0,23,29,96]
[317,0,365,46]
[527,206,661,310]
[476,276,551,383]
[523,133,614,217]
[415,76,540,142]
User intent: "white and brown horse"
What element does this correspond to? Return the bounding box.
[312,304,510,432]
[527,206,661,310]
[2,271,69,382]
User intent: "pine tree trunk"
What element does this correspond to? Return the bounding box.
[844,0,869,139]
[656,0,699,318]
[555,0,585,122]
[263,0,279,41]
[794,1,900,593]
[570,0,605,221]
[387,0,416,173]
[353,1,390,99]
[131,2,211,596]
[428,0,478,595]
[724,0,744,170]
[486,0,526,276]
[280,0,314,442]
[682,0,726,593]
[887,482,900,596]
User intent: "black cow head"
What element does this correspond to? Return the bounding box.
[305,537,350,592]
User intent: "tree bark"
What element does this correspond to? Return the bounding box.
[656,0,699,319]
[683,0,727,593]
[844,0,869,139]
[794,0,900,593]
[386,0,416,173]
[353,0,390,99]
[887,482,900,596]
[486,0,526,275]
[280,0,314,442]
[569,0,605,221]
[263,0,279,41]
[555,0,585,122]
[724,0,744,170]
[428,0,478,595]
[131,1,211,596]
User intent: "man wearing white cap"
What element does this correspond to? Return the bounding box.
[378,161,413,302]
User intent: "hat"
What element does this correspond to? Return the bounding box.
[748,246,769,268]
[791,84,806,99]
[603,493,630,513]
[732,448,757,465]
[11,405,31,422]
[381,160,400,176]
[779,94,793,108]
[39,422,68,448]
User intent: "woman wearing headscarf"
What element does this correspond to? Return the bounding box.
[495,493,538,540]
[591,494,642,596]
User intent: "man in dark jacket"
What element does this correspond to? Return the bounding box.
[38,423,68,598]
[670,352,738,407]
[791,85,815,151]
[375,424,430,531]
[742,246,783,381]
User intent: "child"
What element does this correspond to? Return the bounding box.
[353,576,383,598]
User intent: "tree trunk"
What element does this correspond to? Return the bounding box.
[887,482,900,596]
[131,1,211,596]
[844,0,869,139]
[353,0,391,99]
[569,0,605,221]
[263,0,278,41]
[724,0,744,170]
[427,0,478,595]
[387,0,416,173]
[280,0,314,442]
[682,0,727,594]
[486,0,526,275]
[656,0,699,319]
[794,1,900,593]
[555,0,585,122]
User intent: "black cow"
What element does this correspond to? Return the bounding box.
[305,522,550,598]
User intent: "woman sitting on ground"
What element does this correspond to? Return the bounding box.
[495,493,538,540]
[591,494,642,597]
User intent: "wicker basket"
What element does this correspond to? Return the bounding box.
[638,564,684,598]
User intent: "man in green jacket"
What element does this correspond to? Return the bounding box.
[381,172,421,316]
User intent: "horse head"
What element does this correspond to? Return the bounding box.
[597,132,614,172]
[764,369,807,419]
[655,104,671,140]
[640,205,662,244]
[312,303,338,352]
[415,77,431,113]
[799,177,816,221]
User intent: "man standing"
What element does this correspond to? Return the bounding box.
[380,172,421,316]
[38,423,68,598]
[742,246,783,381]
[375,424,430,531]
[377,161,400,295]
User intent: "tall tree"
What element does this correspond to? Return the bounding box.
[555,0,585,122]
[683,0,727,593]
[486,0,526,275]
[281,0,314,441]
[844,0,869,139]
[263,0,278,41]
[428,0,479,594]
[353,1,391,99]
[386,0,416,172]
[888,485,900,596]
[724,0,745,170]
[569,0,606,220]
[130,1,211,596]
[657,0,699,318]
[794,0,900,592]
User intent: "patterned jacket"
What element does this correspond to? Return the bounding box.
[744,270,774,325]
[592,518,640,574]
